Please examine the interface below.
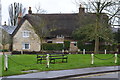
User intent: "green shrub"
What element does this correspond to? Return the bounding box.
[77,41,94,51]
[99,44,117,51]
[42,43,63,51]
[64,40,70,50]
[0,49,9,52]
[77,41,117,51]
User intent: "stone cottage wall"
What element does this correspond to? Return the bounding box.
[13,20,41,51]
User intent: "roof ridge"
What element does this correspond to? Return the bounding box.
[30,13,78,15]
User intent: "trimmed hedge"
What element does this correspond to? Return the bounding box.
[64,40,70,50]
[77,41,94,51]
[0,49,9,52]
[12,51,21,54]
[77,41,117,51]
[99,44,117,51]
[42,43,63,51]
[12,51,40,54]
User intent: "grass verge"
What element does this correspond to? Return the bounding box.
[2,54,120,76]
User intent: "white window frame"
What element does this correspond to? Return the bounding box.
[71,41,77,46]
[56,35,64,38]
[56,42,64,43]
[22,43,30,49]
[22,30,30,37]
[47,40,53,43]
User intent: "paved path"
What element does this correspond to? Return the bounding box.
[68,71,120,79]
[89,72,120,78]
[1,66,120,79]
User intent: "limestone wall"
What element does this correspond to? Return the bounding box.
[13,20,40,51]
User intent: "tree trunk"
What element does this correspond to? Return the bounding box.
[3,44,5,55]
[9,36,13,51]
[94,36,99,54]
[40,38,43,53]
[94,16,100,54]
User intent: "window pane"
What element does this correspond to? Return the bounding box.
[23,31,29,37]
[25,44,29,49]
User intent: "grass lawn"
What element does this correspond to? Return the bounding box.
[0,55,2,76]
[1,54,120,76]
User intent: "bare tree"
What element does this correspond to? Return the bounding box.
[76,0,120,54]
[35,3,46,14]
[8,2,26,26]
[29,14,58,52]
[29,15,49,52]
[0,28,11,54]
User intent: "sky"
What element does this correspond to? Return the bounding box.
[1,0,87,25]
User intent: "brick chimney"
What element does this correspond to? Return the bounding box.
[18,12,22,24]
[79,4,85,13]
[28,7,32,14]
[4,21,7,26]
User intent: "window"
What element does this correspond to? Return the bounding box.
[22,43,30,49]
[47,40,53,43]
[74,43,77,46]
[85,42,92,45]
[56,35,64,38]
[47,41,52,43]
[71,42,77,46]
[56,42,64,43]
[22,31,30,37]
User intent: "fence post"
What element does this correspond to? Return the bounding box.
[105,49,106,54]
[21,50,23,55]
[46,54,49,68]
[83,49,85,54]
[115,53,117,64]
[91,53,94,64]
[78,49,80,54]
[62,49,64,53]
[4,54,8,71]
[78,49,80,52]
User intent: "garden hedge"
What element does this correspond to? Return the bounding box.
[64,40,70,50]
[77,41,117,51]
[42,43,63,51]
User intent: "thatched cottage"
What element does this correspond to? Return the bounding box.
[1,6,109,52]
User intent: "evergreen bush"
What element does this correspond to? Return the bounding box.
[42,43,63,51]
[64,40,70,50]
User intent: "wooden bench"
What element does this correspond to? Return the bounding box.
[37,53,68,64]
[49,54,68,63]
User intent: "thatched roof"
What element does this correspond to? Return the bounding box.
[12,13,78,37]
[12,12,108,37]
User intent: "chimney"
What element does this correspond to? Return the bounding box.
[4,21,7,26]
[28,7,32,14]
[79,4,85,13]
[18,12,22,24]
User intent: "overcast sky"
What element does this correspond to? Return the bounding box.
[1,0,87,25]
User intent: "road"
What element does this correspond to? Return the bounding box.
[1,72,120,80]
[66,71,120,80]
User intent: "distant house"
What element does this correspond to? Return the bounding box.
[0,26,3,49]
[1,6,109,52]
[0,24,15,50]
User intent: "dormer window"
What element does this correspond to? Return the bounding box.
[56,35,64,38]
[22,30,30,37]
[47,40,53,43]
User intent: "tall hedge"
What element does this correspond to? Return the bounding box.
[64,40,70,50]
[77,41,94,51]
[77,41,117,51]
[99,44,117,51]
[42,43,63,51]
